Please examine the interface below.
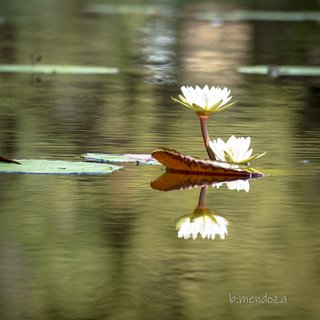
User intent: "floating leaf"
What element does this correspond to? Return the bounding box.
[151,172,251,191]
[196,11,320,22]
[0,65,119,75]
[238,66,320,77]
[82,153,159,165]
[85,4,174,16]
[152,148,260,177]
[0,159,121,175]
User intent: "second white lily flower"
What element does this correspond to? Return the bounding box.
[209,136,267,165]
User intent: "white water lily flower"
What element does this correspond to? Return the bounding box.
[176,209,229,240]
[171,85,235,117]
[209,136,267,164]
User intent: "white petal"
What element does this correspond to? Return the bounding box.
[195,85,203,96]
[181,86,193,104]
[218,96,232,108]
[227,135,236,145]
[209,139,226,161]
[244,148,253,160]
[203,85,210,94]
[191,86,204,108]
[224,136,236,161]
[233,137,246,162]
[233,137,242,161]
[189,87,198,104]
[244,137,251,152]
[238,138,251,161]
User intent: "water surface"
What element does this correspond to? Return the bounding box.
[0,1,319,319]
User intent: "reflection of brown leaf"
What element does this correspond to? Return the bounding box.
[152,148,252,177]
[0,156,21,165]
[151,172,249,191]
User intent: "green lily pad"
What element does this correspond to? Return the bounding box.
[85,4,173,16]
[82,153,160,165]
[0,65,119,75]
[0,159,122,175]
[197,11,320,22]
[238,66,320,76]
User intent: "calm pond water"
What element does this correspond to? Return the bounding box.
[0,1,319,319]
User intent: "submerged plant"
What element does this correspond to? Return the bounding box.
[172,85,235,160]
[209,136,267,165]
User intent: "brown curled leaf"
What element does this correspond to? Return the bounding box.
[151,148,257,177]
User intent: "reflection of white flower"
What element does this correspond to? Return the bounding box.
[209,136,266,164]
[212,179,250,192]
[226,179,250,192]
[171,85,235,117]
[176,209,229,240]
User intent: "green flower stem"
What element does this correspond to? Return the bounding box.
[197,185,208,208]
[199,116,216,161]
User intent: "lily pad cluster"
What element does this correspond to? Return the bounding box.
[0,85,266,178]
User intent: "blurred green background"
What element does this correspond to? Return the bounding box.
[0,1,319,319]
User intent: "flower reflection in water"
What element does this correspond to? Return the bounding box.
[151,173,259,240]
[176,185,229,240]
[177,208,229,240]
[212,178,250,192]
